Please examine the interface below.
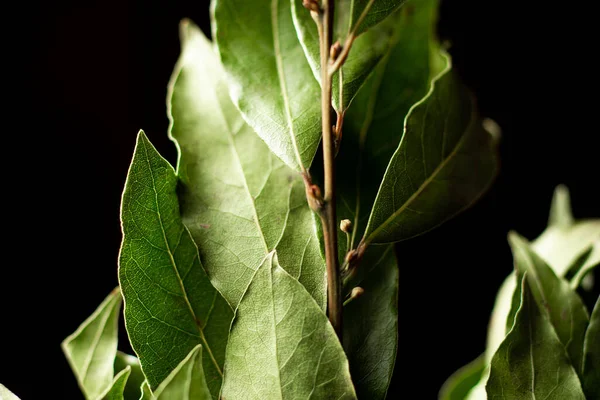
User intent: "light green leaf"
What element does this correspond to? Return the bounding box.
[139,382,152,400]
[168,21,325,309]
[583,297,600,398]
[508,232,590,376]
[532,186,600,277]
[293,1,420,111]
[486,274,585,399]
[102,367,131,400]
[114,352,145,400]
[143,345,212,400]
[439,356,485,400]
[62,288,122,400]
[343,245,397,399]
[0,384,21,400]
[118,132,232,397]
[335,0,442,253]
[363,54,499,245]
[212,0,321,171]
[221,252,357,399]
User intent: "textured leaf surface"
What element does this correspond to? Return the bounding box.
[150,345,212,400]
[213,0,321,171]
[293,1,417,111]
[168,21,325,309]
[486,275,585,399]
[102,367,131,400]
[335,0,441,253]
[439,356,485,400]
[114,352,145,400]
[583,297,600,398]
[62,289,121,400]
[363,54,499,244]
[340,0,407,35]
[0,384,20,400]
[222,252,357,399]
[118,132,232,396]
[509,232,590,376]
[342,245,397,399]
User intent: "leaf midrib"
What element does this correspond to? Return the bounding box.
[271,0,305,171]
[364,65,476,245]
[141,139,223,378]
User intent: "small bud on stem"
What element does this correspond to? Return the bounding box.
[343,286,365,306]
[340,219,352,233]
[302,0,321,13]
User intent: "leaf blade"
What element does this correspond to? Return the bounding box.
[583,297,600,398]
[152,345,212,400]
[221,252,357,399]
[508,232,590,377]
[114,352,145,400]
[213,0,321,171]
[118,132,232,397]
[363,54,499,245]
[102,367,131,400]
[486,274,585,399]
[439,356,486,400]
[0,384,21,400]
[168,21,325,309]
[62,288,121,400]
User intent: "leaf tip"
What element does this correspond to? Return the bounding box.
[549,184,574,229]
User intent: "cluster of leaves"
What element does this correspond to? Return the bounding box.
[440,186,600,400]
[0,0,503,399]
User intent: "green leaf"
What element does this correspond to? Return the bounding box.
[118,132,232,397]
[0,384,21,400]
[62,288,122,400]
[532,185,600,277]
[486,274,586,399]
[341,0,408,36]
[221,252,357,399]
[140,382,152,400]
[508,232,590,376]
[343,245,398,399]
[212,0,321,171]
[101,367,131,400]
[583,297,600,398]
[363,54,499,245]
[293,1,421,111]
[335,0,442,252]
[439,356,485,400]
[168,21,325,309]
[144,345,212,400]
[567,245,599,289]
[114,352,145,400]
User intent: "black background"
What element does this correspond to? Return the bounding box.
[4,0,598,398]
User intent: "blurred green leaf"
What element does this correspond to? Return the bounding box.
[114,352,145,400]
[101,367,131,400]
[0,384,21,400]
[62,289,121,400]
[221,252,356,399]
[212,0,321,171]
[508,232,590,377]
[168,21,325,309]
[118,132,232,397]
[486,274,585,399]
[583,297,600,398]
[439,356,485,400]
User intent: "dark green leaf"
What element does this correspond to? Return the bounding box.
[168,21,325,309]
[102,367,131,400]
[0,384,20,400]
[335,0,442,253]
[343,245,398,399]
[293,1,421,111]
[340,0,408,35]
[486,274,585,399]
[508,232,590,376]
[114,352,145,400]
[583,297,600,398]
[148,345,212,400]
[212,0,321,171]
[118,132,232,397]
[62,288,121,400]
[439,356,485,400]
[363,54,499,245]
[221,252,357,399]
